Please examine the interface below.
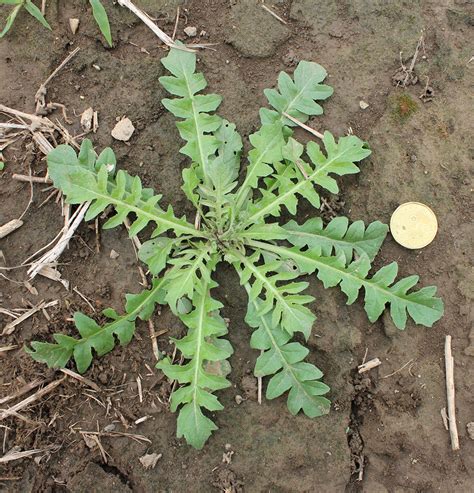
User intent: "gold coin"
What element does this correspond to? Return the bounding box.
[390,202,438,249]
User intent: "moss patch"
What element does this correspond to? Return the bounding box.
[391,93,418,121]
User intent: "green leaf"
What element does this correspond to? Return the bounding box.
[0,3,21,38]
[245,294,330,417]
[160,46,223,189]
[24,0,51,30]
[157,278,232,449]
[284,217,388,263]
[138,237,174,275]
[234,123,287,211]
[89,0,112,46]
[26,278,166,373]
[47,140,201,238]
[234,250,315,339]
[260,60,333,126]
[163,246,216,313]
[245,132,371,225]
[248,240,444,330]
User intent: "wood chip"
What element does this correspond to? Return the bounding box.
[358,358,381,373]
[444,335,459,451]
[0,219,23,239]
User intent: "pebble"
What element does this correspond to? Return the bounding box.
[184,26,197,37]
[359,100,369,110]
[69,18,80,35]
[110,249,120,259]
[111,117,135,142]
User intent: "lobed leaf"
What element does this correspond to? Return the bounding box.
[284,217,388,263]
[245,292,330,417]
[27,279,166,373]
[157,278,233,449]
[260,60,333,126]
[47,140,201,238]
[248,240,444,330]
[233,250,315,339]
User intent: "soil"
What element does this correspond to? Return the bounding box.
[1,0,473,492]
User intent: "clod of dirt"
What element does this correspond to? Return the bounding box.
[69,19,80,35]
[184,26,197,37]
[112,118,135,142]
[467,422,474,440]
[211,467,244,493]
[139,452,162,469]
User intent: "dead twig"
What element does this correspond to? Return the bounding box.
[0,378,46,406]
[358,358,381,374]
[172,6,180,40]
[0,448,46,464]
[261,2,288,25]
[117,0,193,52]
[1,300,58,336]
[148,319,160,361]
[60,368,101,392]
[0,220,23,240]
[445,335,459,451]
[282,112,324,139]
[12,174,51,184]
[0,377,65,421]
[381,358,414,379]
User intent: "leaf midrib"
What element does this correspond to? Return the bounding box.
[248,240,439,313]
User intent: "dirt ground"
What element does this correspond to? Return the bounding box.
[0,0,473,491]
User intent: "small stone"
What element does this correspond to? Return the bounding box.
[69,18,80,35]
[139,453,162,470]
[110,249,120,259]
[92,64,101,71]
[103,423,116,432]
[80,107,94,132]
[235,395,243,404]
[359,100,369,110]
[111,117,135,142]
[467,422,474,440]
[184,26,197,37]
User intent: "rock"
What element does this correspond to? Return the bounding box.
[234,395,243,405]
[80,107,94,132]
[359,100,369,109]
[110,249,120,259]
[467,422,474,440]
[69,18,80,35]
[184,26,197,37]
[111,117,135,142]
[139,452,162,470]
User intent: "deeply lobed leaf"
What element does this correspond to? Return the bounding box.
[27,279,166,373]
[245,294,330,418]
[157,278,232,449]
[283,217,388,263]
[247,240,444,330]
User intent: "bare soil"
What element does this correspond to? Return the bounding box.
[0,1,473,492]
